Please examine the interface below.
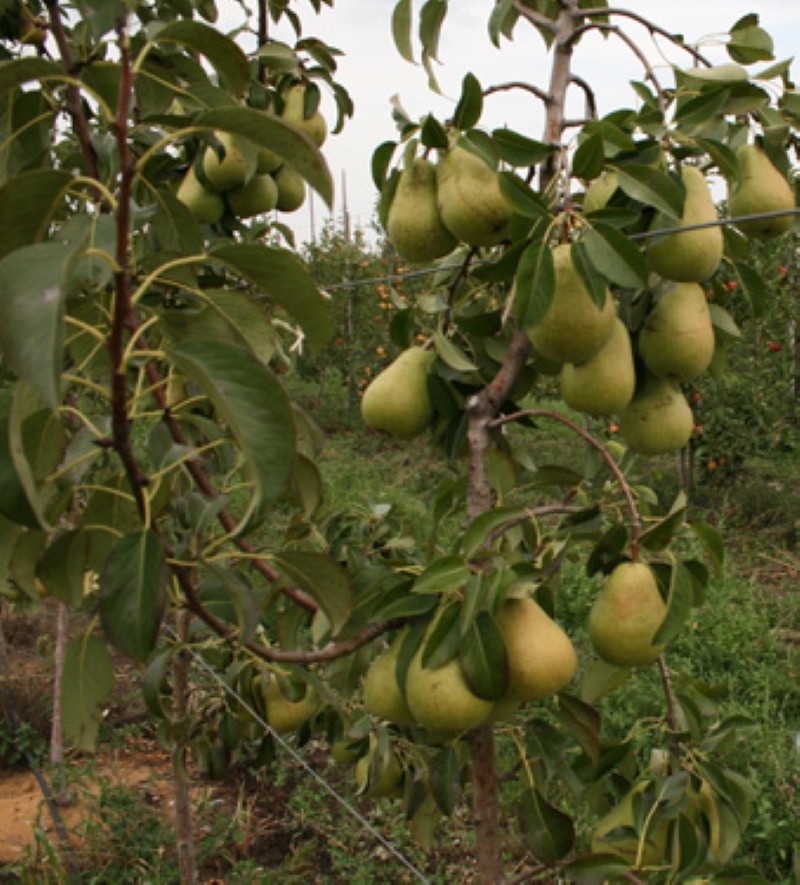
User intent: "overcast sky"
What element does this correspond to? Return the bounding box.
[239,1,799,244]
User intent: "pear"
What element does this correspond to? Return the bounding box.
[202,131,258,192]
[274,164,306,213]
[355,736,404,797]
[584,170,618,212]
[176,165,225,223]
[361,347,435,440]
[494,596,577,702]
[560,317,635,416]
[638,282,715,382]
[617,373,693,456]
[728,144,796,238]
[588,562,667,667]
[282,83,327,146]
[256,144,283,174]
[225,173,278,218]
[436,145,513,247]
[592,781,670,866]
[263,678,318,734]
[647,165,723,282]
[528,243,616,364]
[386,156,458,262]
[363,632,417,727]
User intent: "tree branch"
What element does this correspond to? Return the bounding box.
[484,80,550,105]
[512,1,558,34]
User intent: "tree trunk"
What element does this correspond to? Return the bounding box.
[469,725,506,884]
[172,609,198,885]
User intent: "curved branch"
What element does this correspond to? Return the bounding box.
[484,80,550,105]
[569,73,597,120]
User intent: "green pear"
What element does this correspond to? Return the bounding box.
[361,347,435,440]
[638,282,714,382]
[494,595,577,702]
[592,780,670,866]
[281,83,327,146]
[560,317,635,416]
[588,562,667,667]
[363,632,417,727]
[584,170,618,212]
[202,131,258,192]
[355,736,404,797]
[225,173,278,218]
[618,373,693,456]
[274,164,306,213]
[528,243,616,364]
[728,144,796,238]
[387,156,458,262]
[176,165,225,223]
[647,165,723,282]
[256,144,283,174]
[436,145,513,247]
[263,678,318,735]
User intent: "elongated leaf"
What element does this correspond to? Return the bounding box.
[732,261,767,317]
[36,531,90,604]
[413,555,470,595]
[191,106,333,207]
[149,20,250,96]
[690,522,725,573]
[515,239,555,329]
[573,131,605,181]
[429,745,462,814]
[652,563,693,646]
[615,164,684,217]
[419,0,447,61]
[460,611,508,700]
[583,222,647,288]
[422,601,461,668]
[0,57,73,95]
[273,550,353,636]
[169,338,296,532]
[392,0,415,62]
[0,242,71,409]
[0,169,73,260]
[99,530,167,661]
[498,171,549,219]
[461,506,528,558]
[0,390,38,528]
[210,243,332,351]
[709,303,743,339]
[201,289,278,364]
[433,331,478,372]
[518,787,575,865]
[493,128,552,167]
[62,631,114,753]
[557,694,601,761]
[488,0,518,46]
[571,241,609,310]
[452,73,483,130]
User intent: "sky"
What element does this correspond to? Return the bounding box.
[229,1,800,244]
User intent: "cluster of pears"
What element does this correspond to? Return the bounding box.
[176,84,326,224]
[384,138,514,263]
[363,587,578,733]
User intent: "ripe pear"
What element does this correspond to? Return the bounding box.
[264,678,318,735]
[387,156,458,262]
[560,317,635,416]
[225,173,278,218]
[361,347,435,440]
[588,562,667,667]
[202,131,258,192]
[617,373,693,456]
[638,282,715,382]
[728,144,796,238]
[363,633,417,727]
[176,165,225,223]
[494,596,577,702]
[282,83,327,146]
[528,243,616,364]
[274,164,306,213]
[592,781,669,866]
[436,145,513,247]
[584,171,618,212]
[647,165,723,282]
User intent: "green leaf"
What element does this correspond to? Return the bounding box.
[492,128,552,167]
[0,57,75,96]
[518,787,575,865]
[652,563,693,646]
[0,242,71,409]
[192,106,333,207]
[678,63,749,85]
[0,390,39,529]
[709,303,743,339]
[727,23,774,64]
[452,73,483,130]
[690,522,725,573]
[515,239,555,329]
[273,551,353,636]
[557,694,601,761]
[209,243,332,351]
[141,647,176,719]
[392,0,415,62]
[36,531,91,605]
[412,555,470,595]
[99,530,167,662]
[615,164,684,217]
[0,169,73,261]
[429,745,462,814]
[199,289,279,364]
[488,0,518,46]
[731,262,767,317]
[148,20,250,96]
[433,331,478,372]
[498,171,549,219]
[460,506,528,558]
[419,114,449,149]
[573,131,605,181]
[638,496,686,551]
[695,138,739,183]
[459,611,508,700]
[578,659,630,704]
[169,339,296,533]
[62,631,114,753]
[583,222,647,288]
[563,855,633,882]
[570,242,609,310]
[419,0,448,61]
[422,601,462,669]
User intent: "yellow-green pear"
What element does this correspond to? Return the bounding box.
[638,282,715,382]
[274,164,306,212]
[363,633,417,727]
[495,596,577,702]
[528,243,616,364]
[588,562,667,667]
[281,83,327,146]
[202,131,258,192]
[225,172,278,218]
[436,145,513,247]
[355,736,404,797]
[647,165,723,282]
[560,317,635,416]
[256,144,283,174]
[176,165,225,223]
[387,156,458,262]
[361,347,435,440]
[263,679,318,735]
[618,374,693,456]
[728,144,796,238]
[584,171,619,212]
[592,781,669,866]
